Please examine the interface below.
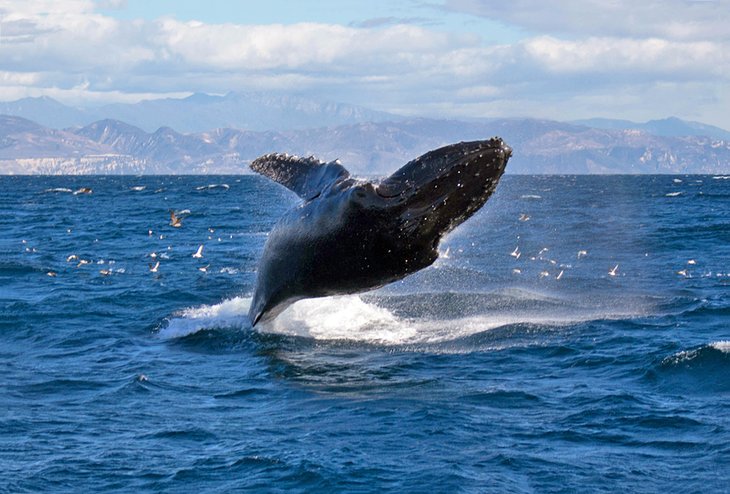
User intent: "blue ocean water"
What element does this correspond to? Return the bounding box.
[1,174,728,493]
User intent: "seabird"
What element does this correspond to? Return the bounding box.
[169,210,182,228]
[609,264,619,277]
[149,261,160,273]
[192,245,204,258]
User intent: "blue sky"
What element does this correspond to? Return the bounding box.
[100,0,526,43]
[1,0,729,128]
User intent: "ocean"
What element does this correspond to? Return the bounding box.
[1,174,728,493]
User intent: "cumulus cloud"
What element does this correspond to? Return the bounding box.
[0,0,728,127]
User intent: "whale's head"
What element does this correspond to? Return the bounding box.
[374,137,511,245]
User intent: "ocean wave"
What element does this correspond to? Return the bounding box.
[656,341,730,392]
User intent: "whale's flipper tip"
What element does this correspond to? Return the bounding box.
[251,154,350,200]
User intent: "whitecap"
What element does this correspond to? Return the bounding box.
[196,184,230,191]
[711,340,730,353]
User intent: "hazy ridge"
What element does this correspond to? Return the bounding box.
[1,94,729,175]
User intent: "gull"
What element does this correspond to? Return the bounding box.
[47,271,57,277]
[99,269,112,276]
[192,245,204,258]
[198,264,210,273]
[687,259,696,265]
[149,261,160,273]
[519,213,530,221]
[556,270,564,280]
[148,230,153,236]
[510,246,521,259]
[577,250,588,259]
[609,264,619,277]
[539,270,550,278]
[73,187,93,195]
[150,252,157,259]
[677,269,689,277]
[208,228,215,233]
[538,248,549,256]
[512,268,521,274]
[77,259,91,268]
[169,210,182,228]
[66,254,78,262]
[441,246,450,259]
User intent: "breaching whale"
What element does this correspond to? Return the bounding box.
[248,137,512,326]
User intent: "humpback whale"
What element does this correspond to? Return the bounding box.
[248,137,512,326]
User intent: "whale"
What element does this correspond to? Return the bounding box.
[248,137,512,326]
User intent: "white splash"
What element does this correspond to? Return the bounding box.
[158,296,251,339]
[158,292,641,346]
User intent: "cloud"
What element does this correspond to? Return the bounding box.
[0,0,728,128]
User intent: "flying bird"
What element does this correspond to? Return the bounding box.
[169,210,183,228]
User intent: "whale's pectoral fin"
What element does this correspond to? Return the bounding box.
[251,153,350,200]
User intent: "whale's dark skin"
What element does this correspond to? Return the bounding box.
[248,137,512,326]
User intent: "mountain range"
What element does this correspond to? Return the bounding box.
[0,93,397,133]
[2,113,729,175]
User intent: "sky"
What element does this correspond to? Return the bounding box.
[0,0,728,128]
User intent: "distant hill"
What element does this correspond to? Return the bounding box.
[0,93,400,133]
[2,115,729,175]
[572,117,730,141]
